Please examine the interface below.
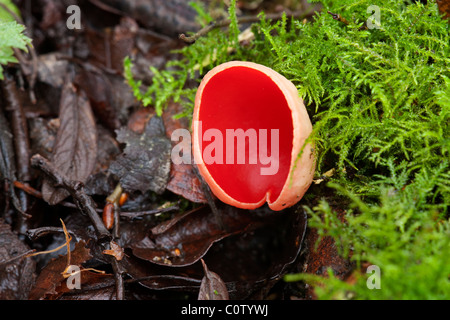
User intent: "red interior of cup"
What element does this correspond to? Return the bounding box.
[197,66,294,204]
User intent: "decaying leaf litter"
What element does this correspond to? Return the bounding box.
[1,0,369,300]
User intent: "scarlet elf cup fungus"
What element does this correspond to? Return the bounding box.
[192,61,315,211]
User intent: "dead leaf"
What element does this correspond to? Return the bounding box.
[131,204,262,267]
[103,240,125,261]
[109,116,171,194]
[39,0,63,30]
[0,111,15,181]
[313,168,336,185]
[122,254,202,292]
[29,117,57,160]
[86,16,138,72]
[29,240,92,300]
[202,207,308,299]
[57,271,116,300]
[437,0,450,20]
[41,82,98,205]
[198,259,229,300]
[0,104,24,214]
[0,219,36,299]
[128,206,307,299]
[303,208,353,275]
[127,107,154,134]
[75,68,120,131]
[36,53,69,88]
[162,101,207,203]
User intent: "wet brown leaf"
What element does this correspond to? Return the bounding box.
[41,82,98,205]
[0,219,36,299]
[29,117,57,160]
[127,206,307,299]
[437,0,450,20]
[301,208,353,299]
[39,0,64,30]
[0,111,15,180]
[86,16,138,72]
[202,207,308,299]
[163,101,206,203]
[75,68,120,131]
[166,162,208,203]
[56,271,115,300]
[102,240,125,261]
[131,204,262,267]
[75,63,136,131]
[198,259,229,300]
[29,240,92,300]
[127,107,154,134]
[36,53,69,88]
[109,116,171,194]
[123,253,202,292]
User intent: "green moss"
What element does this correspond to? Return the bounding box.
[125,0,449,299]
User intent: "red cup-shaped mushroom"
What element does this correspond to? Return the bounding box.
[192,61,315,211]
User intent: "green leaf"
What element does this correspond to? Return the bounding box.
[0,0,21,22]
[0,20,31,79]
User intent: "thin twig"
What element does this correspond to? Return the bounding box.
[13,179,179,220]
[179,10,314,44]
[30,154,112,243]
[13,180,42,199]
[2,78,31,185]
[26,221,72,259]
[119,206,179,219]
[0,249,36,268]
[113,203,120,239]
[88,0,124,16]
[26,226,79,242]
[327,11,350,25]
[124,274,201,286]
[0,108,25,217]
[328,10,370,30]
[109,256,125,300]
[2,77,32,220]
